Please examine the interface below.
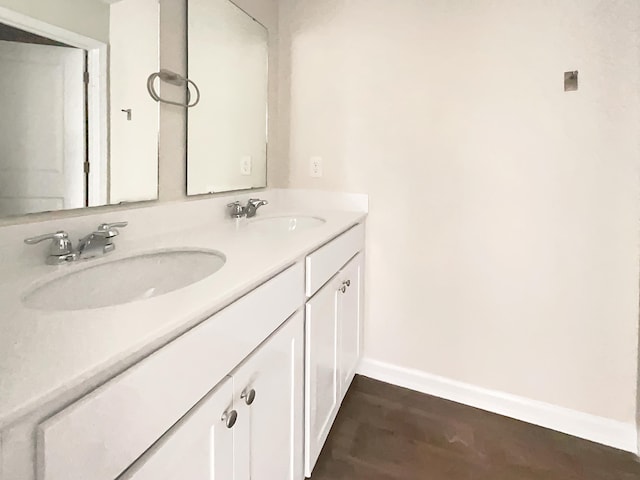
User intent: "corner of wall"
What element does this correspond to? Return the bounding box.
[358,357,638,454]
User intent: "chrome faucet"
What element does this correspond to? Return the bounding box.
[227,201,246,219]
[77,222,128,259]
[245,199,269,218]
[24,231,77,265]
[226,199,269,219]
[25,222,128,265]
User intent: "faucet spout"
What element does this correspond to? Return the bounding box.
[78,222,128,259]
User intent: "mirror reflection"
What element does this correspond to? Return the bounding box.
[0,0,160,218]
[187,0,268,195]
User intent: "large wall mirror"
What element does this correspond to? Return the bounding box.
[187,0,268,195]
[0,0,160,218]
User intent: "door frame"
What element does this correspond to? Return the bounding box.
[0,6,109,206]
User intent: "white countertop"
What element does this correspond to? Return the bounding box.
[0,208,365,429]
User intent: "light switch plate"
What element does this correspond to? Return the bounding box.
[564,71,578,92]
[241,156,252,176]
[310,157,323,178]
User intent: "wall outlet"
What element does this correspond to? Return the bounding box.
[310,156,323,178]
[241,156,252,176]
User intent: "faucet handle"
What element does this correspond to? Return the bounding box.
[227,201,246,219]
[96,222,128,238]
[248,198,268,207]
[24,231,73,255]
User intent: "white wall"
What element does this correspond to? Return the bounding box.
[0,0,109,42]
[281,0,640,424]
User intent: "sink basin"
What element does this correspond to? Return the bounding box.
[23,249,226,311]
[246,216,326,233]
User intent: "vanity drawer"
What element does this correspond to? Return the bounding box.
[306,223,364,297]
[37,262,304,480]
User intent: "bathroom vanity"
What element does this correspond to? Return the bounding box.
[0,192,367,480]
[0,0,366,477]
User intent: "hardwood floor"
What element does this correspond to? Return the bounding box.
[310,376,640,480]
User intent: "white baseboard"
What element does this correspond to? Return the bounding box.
[357,358,637,454]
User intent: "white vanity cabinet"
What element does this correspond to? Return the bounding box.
[121,313,303,480]
[304,275,341,475]
[0,218,366,480]
[232,312,304,480]
[337,253,363,395]
[304,227,365,477]
[36,264,303,480]
[120,377,236,480]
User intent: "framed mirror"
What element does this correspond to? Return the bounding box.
[187,0,268,195]
[0,0,160,219]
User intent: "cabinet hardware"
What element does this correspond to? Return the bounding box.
[241,388,257,406]
[339,285,346,294]
[345,280,351,287]
[221,410,238,429]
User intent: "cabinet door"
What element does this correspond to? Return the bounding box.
[338,253,364,398]
[120,378,235,480]
[304,277,341,477]
[233,312,304,480]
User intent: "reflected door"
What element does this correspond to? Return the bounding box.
[109,0,159,205]
[0,40,85,216]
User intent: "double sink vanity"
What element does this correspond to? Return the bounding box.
[0,190,367,480]
[0,0,366,478]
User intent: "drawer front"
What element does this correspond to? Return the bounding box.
[37,263,304,480]
[305,223,364,297]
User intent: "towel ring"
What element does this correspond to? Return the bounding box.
[147,70,201,108]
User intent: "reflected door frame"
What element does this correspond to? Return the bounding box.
[0,6,109,207]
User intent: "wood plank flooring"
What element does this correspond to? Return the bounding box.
[310,376,640,480]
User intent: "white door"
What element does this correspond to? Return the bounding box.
[109,0,159,204]
[233,312,304,480]
[0,40,85,216]
[120,377,235,480]
[338,254,364,398]
[305,278,341,477]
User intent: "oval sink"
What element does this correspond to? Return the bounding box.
[23,249,226,311]
[246,216,326,233]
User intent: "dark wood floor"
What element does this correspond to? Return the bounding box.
[311,376,640,480]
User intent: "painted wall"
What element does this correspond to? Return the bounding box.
[0,0,109,42]
[281,0,640,424]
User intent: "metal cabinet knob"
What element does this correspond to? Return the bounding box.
[221,410,238,429]
[345,280,351,287]
[339,285,347,294]
[241,388,256,406]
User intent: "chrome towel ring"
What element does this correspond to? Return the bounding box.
[147,69,201,108]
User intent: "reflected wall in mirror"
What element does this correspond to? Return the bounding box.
[0,0,160,218]
[187,0,268,195]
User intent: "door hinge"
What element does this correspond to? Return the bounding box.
[83,71,90,84]
[84,161,90,174]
